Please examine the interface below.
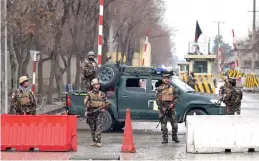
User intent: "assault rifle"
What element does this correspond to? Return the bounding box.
[156,106,171,129]
[217,94,226,104]
[80,102,111,121]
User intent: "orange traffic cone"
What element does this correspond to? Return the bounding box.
[121,108,136,153]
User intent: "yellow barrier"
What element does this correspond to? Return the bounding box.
[183,73,188,83]
[227,69,244,79]
[194,75,216,94]
[181,73,216,94]
[244,74,259,88]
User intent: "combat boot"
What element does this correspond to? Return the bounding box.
[90,142,96,146]
[172,137,180,143]
[161,139,168,144]
[96,143,103,147]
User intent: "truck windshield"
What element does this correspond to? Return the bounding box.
[171,78,195,93]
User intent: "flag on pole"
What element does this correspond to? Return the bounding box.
[195,20,203,42]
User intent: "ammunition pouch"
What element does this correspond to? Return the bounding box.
[90,101,105,108]
[161,95,173,101]
[18,93,33,106]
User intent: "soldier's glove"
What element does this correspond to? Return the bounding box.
[85,111,88,116]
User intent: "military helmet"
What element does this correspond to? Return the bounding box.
[19,76,29,84]
[228,78,236,85]
[87,51,95,58]
[163,74,170,78]
[91,78,99,86]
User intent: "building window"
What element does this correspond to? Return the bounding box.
[243,61,252,69]
[180,65,189,72]
[193,61,207,73]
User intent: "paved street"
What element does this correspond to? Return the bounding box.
[2,85,259,160]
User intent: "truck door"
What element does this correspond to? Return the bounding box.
[118,77,149,119]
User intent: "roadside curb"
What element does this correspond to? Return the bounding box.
[41,107,66,115]
[77,128,186,135]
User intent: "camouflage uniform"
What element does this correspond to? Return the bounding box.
[219,82,228,96]
[84,79,108,147]
[156,75,180,144]
[232,87,242,115]
[187,74,196,89]
[80,51,98,91]
[10,86,36,115]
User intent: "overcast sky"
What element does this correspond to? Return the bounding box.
[164,0,256,60]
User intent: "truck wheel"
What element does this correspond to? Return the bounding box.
[184,109,207,126]
[102,110,114,132]
[99,64,120,89]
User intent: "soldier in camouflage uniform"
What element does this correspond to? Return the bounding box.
[80,51,98,91]
[156,74,180,144]
[84,78,109,147]
[223,78,240,115]
[187,72,196,89]
[10,76,36,115]
[219,76,229,96]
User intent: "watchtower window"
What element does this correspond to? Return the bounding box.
[193,61,207,73]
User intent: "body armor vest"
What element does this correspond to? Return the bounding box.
[89,91,105,108]
[17,91,33,106]
[161,86,174,101]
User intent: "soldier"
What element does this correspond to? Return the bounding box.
[10,76,36,115]
[187,72,196,89]
[156,74,180,144]
[223,78,239,115]
[84,78,109,147]
[219,76,229,96]
[80,51,98,91]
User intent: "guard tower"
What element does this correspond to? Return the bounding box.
[184,42,216,75]
[183,42,217,93]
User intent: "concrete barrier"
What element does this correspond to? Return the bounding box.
[186,115,259,153]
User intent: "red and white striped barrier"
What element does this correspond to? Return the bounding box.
[232,29,239,68]
[97,0,104,66]
[32,54,37,93]
[30,50,40,93]
[142,29,149,66]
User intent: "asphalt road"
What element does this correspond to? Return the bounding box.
[2,85,259,160]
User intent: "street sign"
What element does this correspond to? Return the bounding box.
[30,50,40,61]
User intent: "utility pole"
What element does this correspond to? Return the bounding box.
[248,0,258,73]
[213,21,224,53]
[214,21,224,74]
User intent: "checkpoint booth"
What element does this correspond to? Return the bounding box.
[177,62,190,82]
[183,42,217,94]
